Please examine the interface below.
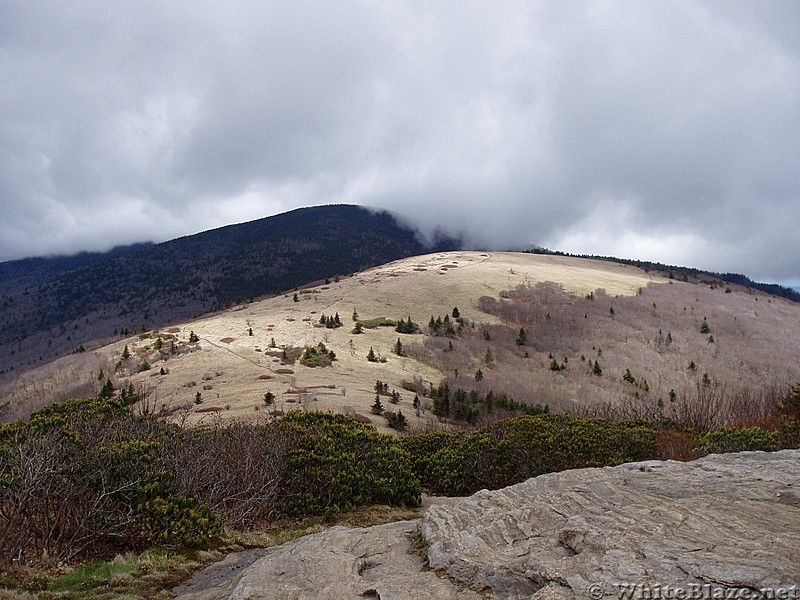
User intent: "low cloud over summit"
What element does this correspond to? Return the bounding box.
[1,1,799,287]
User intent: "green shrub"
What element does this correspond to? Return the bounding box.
[136,496,222,548]
[427,432,512,496]
[300,342,335,367]
[357,317,397,329]
[398,431,460,487]
[421,414,658,496]
[780,385,800,418]
[274,412,421,519]
[779,415,800,449]
[695,426,779,455]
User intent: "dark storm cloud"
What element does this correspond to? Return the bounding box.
[1,1,798,285]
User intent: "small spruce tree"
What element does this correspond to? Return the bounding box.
[388,410,408,431]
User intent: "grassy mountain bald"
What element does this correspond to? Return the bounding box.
[4,250,799,432]
[0,205,458,380]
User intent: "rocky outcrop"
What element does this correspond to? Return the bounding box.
[421,450,800,598]
[174,520,481,600]
[174,450,799,599]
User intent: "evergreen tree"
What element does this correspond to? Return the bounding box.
[475,368,483,381]
[371,395,384,415]
[99,378,114,399]
[623,368,636,384]
[516,328,527,346]
[367,347,377,362]
[700,318,710,334]
[121,344,130,360]
[387,410,408,431]
[452,307,460,318]
[394,338,403,356]
[592,360,603,376]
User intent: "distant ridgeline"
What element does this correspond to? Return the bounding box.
[526,248,800,303]
[0,242,154,295]
[0,205,461,378]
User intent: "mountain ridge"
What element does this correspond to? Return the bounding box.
[0,204,459,379]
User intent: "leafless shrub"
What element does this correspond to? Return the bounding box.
[162,422,292,529]
[577,395,665,422]
[0,408,163,567]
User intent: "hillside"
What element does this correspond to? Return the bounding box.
[0,205,458,379]
[0,242,152,295]
[4,251,798,429]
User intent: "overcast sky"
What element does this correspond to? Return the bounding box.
[1,1,799,287]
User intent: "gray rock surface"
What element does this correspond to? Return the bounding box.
[174,450,799,599]
[421,450,800,598]
[174,520,481,600]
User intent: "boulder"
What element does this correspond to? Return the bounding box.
[421,450,800,598]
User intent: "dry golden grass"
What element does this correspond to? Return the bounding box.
[2,251,798,431]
